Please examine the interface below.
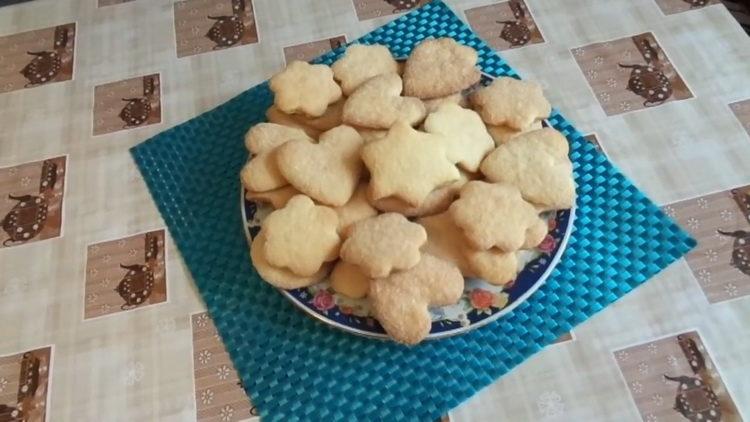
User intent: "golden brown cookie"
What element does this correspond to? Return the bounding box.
[239,147,287,193]
[266,106,322,138]
[449,181,545,251]
[486,120,543,146]
[277,125,365,206]
[480,128,575,210]
[523,218,548,249]
[423,103,495,172]
[332,44,399,95]
[250,231,332,289]
[290,100,344,132]
[334,183,378,235]
[464,248,518,286]
[423,93,467,114]
[330,261,371,299]
[342,73,426,129]
[244,122,313,153]
[470,77,551,129]
[362,121,460,207]
[245,185,301,209]
[262,195,341,276]
[417,212,475,277]
[340,213,427,278]
[370,254,464,344]
[369,172,468,217]
[269,61,342,117]
[403,38,481,99]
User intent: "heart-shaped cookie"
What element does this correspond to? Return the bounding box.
[403,38,481,99]
[277,125,365,206]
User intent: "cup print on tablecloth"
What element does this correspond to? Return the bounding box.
[665,186,750,303]
[729,99,750,138]
[352,0,428,21]
[93,74,161,135]
[572,32,692,116]
[0,346,52,422]
[192,312,259,422]
[283,36,347,64]
[0,23,75,94]
[98,0,136,6]
[0,156,66,249]
[465,0,544,52]
[84,230,167,319]
[614,331,740,422]
[174,0,258,58]
[654,0,720,15]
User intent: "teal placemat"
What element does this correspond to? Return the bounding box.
[131,1,695,420]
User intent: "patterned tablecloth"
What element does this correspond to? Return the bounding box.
[0,1,749,421]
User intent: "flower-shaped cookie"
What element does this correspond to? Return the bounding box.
[269,61,342,117]
[403,38,481,99]
[332,44,399,95]
[449,181,544,251]
[251,231,332,289]
[340,213,427,278]
[262,195,341,276]
[342,73,426,129]
[471,77,551,129]
[480,128,575,210]
[362,121,460,206]
[277,125,365,206]
[423,103,495,172]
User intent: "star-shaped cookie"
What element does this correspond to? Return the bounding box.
[470,77,551,129]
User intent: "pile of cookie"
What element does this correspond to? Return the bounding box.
[242,38,575,345]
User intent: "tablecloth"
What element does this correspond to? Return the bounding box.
[0,0,748,421]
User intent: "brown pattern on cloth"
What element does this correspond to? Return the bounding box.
[84,230,167,319]
[614,332,740,422]
[93,74,162,135]
[465,0,544,52]
[665,186,750,303]
[283,36,347,64]
[654,0,720,15]
[98,0,136,6]
[174,0,258,58]
[0,156,66,249]
[729,99,750,138]
[572,32,692,116]
[192,312,258,422]
[0,23,75,94]
[352,0,428,21]
[0,347,51,422]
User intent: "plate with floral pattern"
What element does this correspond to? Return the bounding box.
[242,189,575,340]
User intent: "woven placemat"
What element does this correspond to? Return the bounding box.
[131,1,695,420]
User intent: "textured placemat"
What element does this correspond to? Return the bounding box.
[130,1,695,420]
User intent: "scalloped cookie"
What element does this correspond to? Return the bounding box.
[245,185,301,209]
[480,128,575,210]
[487,120,543,146]
[369,171,469,217]
[334,183,378,235]
[340,213,427,278]
[403,38,481,99]
[362,121,460,206]
[417,211,475,277]
[471,77,551,129]
[330,261,370,299]
[244,122,313,153]
[464,248,518,286]
[290,100,344,132]
[449,181,544,251]
[266,106,322,138]
[240,148,287,192]
[423,103,495,172]
[251,231,332,289]
[262,195,341,276]
[277,125,365,206]
[423,93,467,114]
[342,73,426,129]
[332,44,399,95]
[269,61,342,117]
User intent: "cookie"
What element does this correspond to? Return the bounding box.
[340,213,427,278]
[244,122,313,154]
[240,147,287,192]
[262,195,341,276]
[480,128,575,210]
[464,248,518,286]
[403,38,481,99]
[342,73,426,129]
[266,106,322,138]
[245,185,301,209]
[332,44,399,95]
[470,77,551,129]
[423,103,495,172]
[449,181,544,251]
[369,254,463,344]
[355,127,388,143]
[523,218,548,249]
[250,231,332,289]
[417,212,475,277]
[334,183,377,235]
[270,61,342,117]
[486,120,543,146]
[369,171,469,217]
[362,121,460,206]
[277,125,364,206]
[290,99,344,131]
[423,93,467,114]
[330,261,370,299]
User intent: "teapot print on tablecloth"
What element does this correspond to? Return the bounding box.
[206,0,248,49]
[1,160,59,247]
[119,75,158,129]
[20,25,71,88]
[618,38,673,107]
[114,232,160,310]
[683,0,710,8]
[383,0,421,14]
[0,352,43,422]
[496,0,532,47]
[716,188,750,277]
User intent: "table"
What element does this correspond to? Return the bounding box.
[0,0,748,421]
